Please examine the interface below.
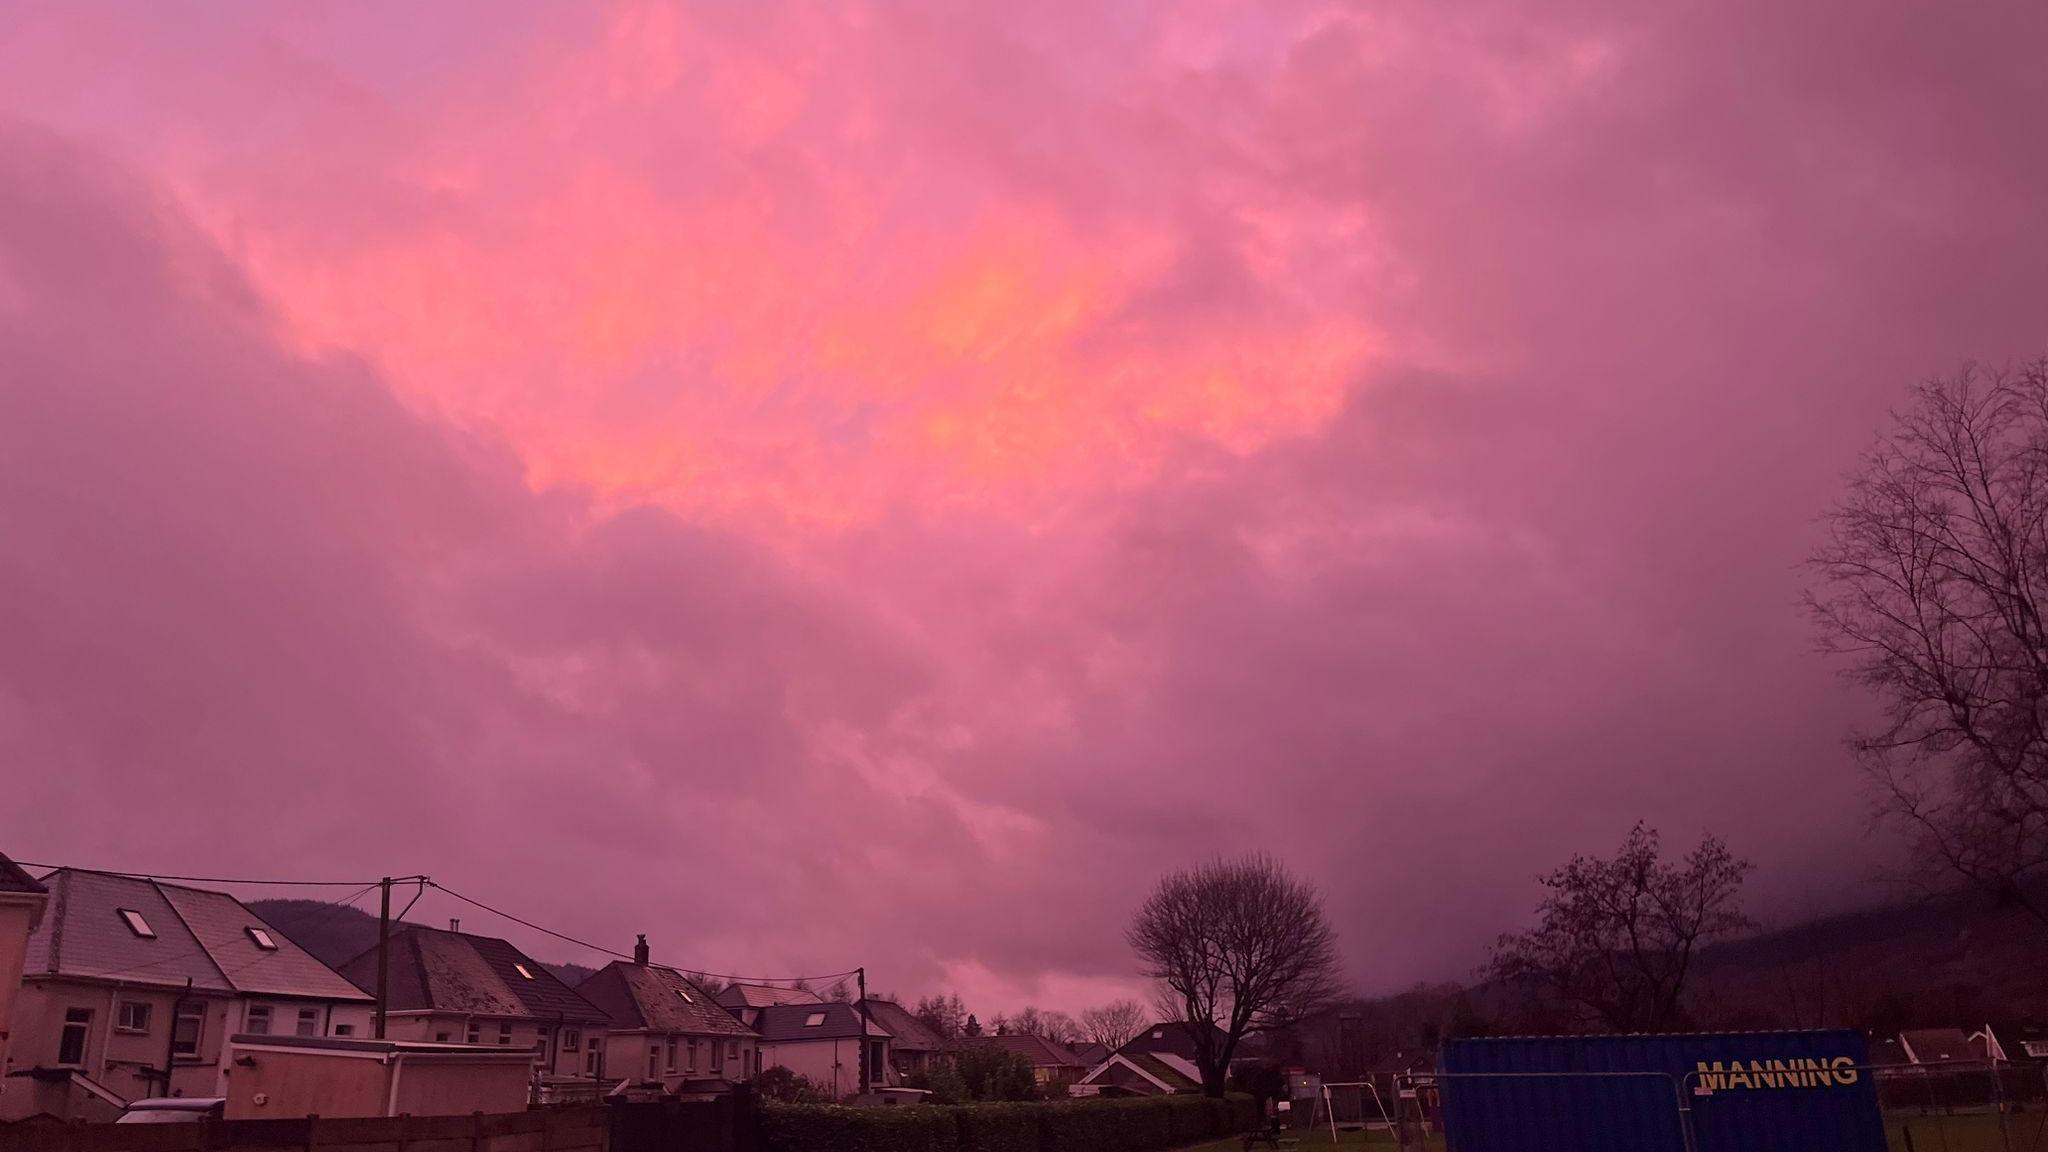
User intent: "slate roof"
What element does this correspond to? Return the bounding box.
[754,1002,890,1042]
[576,962,755,1036]
[859,999,948,1053]
[974,1034,1086,1068]
[717,983,824,1010]
[1130,1052,1200,1090]
[1900,1028,1975,1064]
[1070,1042,1112,1066]
[1118,1021,1232,1062]
[0,854,47,895]
[337,925,608,1024]
[22,869,368,1001]
[1985,1022,2048,1061]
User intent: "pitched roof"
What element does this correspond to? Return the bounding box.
[1117,1020,1231,1061]
[0,854,47,895]
[973,1034,1085,1068]
[754,1001,889,1042]
[337,926,607,1024]
[1070,1042,1112,1067]
[1080,1052,1198,1093]
[576,962,755,1037]
[859,999,948,1053]
[716,983,824,1009]
[22,870,368,1001]
[1900,1028,1975,1064]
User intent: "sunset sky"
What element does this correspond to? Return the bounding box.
[4,0,2046,1014]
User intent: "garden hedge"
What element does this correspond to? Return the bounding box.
[760,1094,1258,1152]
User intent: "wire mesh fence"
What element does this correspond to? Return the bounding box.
[1876,1060,2048,1152]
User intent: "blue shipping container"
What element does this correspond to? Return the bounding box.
[1438,1030,1885,1152]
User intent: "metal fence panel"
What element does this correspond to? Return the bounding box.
[1440,1031,1886,1152]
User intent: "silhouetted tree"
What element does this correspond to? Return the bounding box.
[954,1043,1040,1101]
[1080,999,1146,1050]
[1010,1006,1083,1044]
[963,1013,983,1037]
[1488,823,1751,1032]
[754,1066,829,1103]
[1810,360,2048,927]
[1128,853,1341,1096]
[914,993,968,1039]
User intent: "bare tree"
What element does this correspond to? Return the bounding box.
[1127,853,1341,1096]
[1080,999,1146,1050]
[825,978,852,1003]
[1809,360,2048,926]
[1487,823,1751,1032]
[1009,1007,1083,1045]
[683,971,731,997]
[914,993,968,1040]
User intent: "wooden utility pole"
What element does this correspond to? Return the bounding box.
[375,876,392,1039]
[857,967,871,1096]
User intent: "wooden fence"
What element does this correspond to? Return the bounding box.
[0,1108,607,1152]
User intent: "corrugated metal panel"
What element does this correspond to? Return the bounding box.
[1440,1031,1885,1152]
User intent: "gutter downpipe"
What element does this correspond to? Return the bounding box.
[385,1050,406,1117]
[100,983,119,1086]
[161,979,191,1096]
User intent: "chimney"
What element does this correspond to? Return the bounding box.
[449,918,461,932]
[633,934,650,965]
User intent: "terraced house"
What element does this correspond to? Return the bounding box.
[2,869,372,1122]
[335,925,609,1083]
[574,937,758,1089]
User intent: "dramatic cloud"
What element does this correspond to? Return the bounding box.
[3,0,2046,1011]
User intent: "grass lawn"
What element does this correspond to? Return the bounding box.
[1181,1127,1445,1152]
[1888,1110,2040,1152]
[1173,1113,2036,1152]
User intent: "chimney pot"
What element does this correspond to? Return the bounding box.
[633,934,649,965]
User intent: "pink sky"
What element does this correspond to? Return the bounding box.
[3,0,2046,1015]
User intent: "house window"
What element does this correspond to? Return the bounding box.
[247,927,279,950]
[118,909,156,938]
[563,1029,581,1052]
[246,1005,272,1035]
[536,1028,552,1060]
[584,1047,598,1074]
[727,1041,738,1059]
[687,1039,698,1071]
[803,1012,827,1027]
[436,1031,453,1042]
[676,987,693,1004]
[172,1005,203,1057]
[648,1047,661,1079]
[711,1038,723,1071]
[467,1022,482,1044]
[666,1040,677,1072]
[514,963,535,980]
[59,1008,92,1065]
[499,1022,513,1045]
[2028,1041,2048,1059]
[117,1002,152,1034]
[334,1024,356,1037]
[297,1008,320,1037]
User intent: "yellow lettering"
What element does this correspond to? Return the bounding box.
[1727,1066,1754,1090]
[1695,1061,1726,1092]
[1830,1056,1858,1086]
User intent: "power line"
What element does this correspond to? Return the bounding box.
[14,860,862,988]
[17,861,423,888]
[422,881,861,985]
